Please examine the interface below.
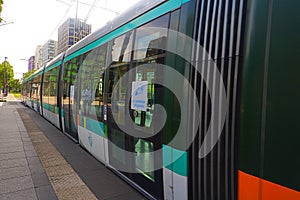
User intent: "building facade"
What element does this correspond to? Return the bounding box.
[57,18,91,55]
[28,56,35,71]
[35,45,43,70]
[42,40,57,65]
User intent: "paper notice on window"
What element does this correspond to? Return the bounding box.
[131,81,148,111]
[70,85,74,101]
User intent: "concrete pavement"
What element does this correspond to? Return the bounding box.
[0,99,57,199]
[0,95,146,200]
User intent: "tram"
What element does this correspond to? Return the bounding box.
[22,0,300,199]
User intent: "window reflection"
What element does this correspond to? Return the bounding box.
[78,43,107,122]
[134,15,169,61]
[49,67,58,107]
[43,71,50,105]
[107,31,133,126]
[135,139,155,181]
[132,14,169,129]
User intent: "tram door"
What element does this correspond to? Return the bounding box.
[62,59,79,141]
[106,60,164,200]
[106,14,168,200]
[32,77,40,113]
[130,64,164,199]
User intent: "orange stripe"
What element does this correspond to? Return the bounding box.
[238,170,260,200]
[262,179,300,200]
[238,170,300,200]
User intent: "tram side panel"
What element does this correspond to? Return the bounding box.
[162,2,198,200]
[67,43,108,163]
[239,0,300,199]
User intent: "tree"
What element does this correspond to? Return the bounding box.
[0,0,3,22]
[0,60,14,90]
[9,79,21,93]
[22,70,36,81]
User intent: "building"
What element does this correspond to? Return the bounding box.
[42,40,57,65]
[34,45,43,70]
[28,56,35,71]
[57,18,91,55]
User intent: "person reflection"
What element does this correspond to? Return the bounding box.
[82,83,92,115]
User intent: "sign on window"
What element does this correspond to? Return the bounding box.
[131,81,148,111]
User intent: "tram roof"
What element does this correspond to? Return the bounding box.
[66,0,167,57]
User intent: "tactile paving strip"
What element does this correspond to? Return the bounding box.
[17,108,98,200]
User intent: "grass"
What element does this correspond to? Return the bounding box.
[12,93,21,99]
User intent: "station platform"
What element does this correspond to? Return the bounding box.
[0,94,146,200]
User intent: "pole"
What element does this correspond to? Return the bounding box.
[3,57,7,96]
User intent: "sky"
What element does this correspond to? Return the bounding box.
[0,0,140,79]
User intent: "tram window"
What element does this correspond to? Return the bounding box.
[49,67,58,107]
[132,14,169,128]
[78,43,107,121]
[134,14,169,61]
[26,82,31,98]
[107,31,134,125]
[112,32,132,63]
[63,57,81,117]
[43,71,50,105]
[32,77,39,100]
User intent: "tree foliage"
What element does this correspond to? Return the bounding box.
[0,0,3,22]
[0,60,14,89]
[0,60,21,93]
[9,79,21,92]
[22,70,36,81]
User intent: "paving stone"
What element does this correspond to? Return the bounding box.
[0,146,23,154]
[40,156,68,168]
[0,134,21,139]
[35,185,58,200]
[34,145,57,155]
[29,163,45,174]
[0,132,19,138]
[38,152,62,161]
[21,137,32,142]
[32,173,51,187]
[45,164,74,178]
[0,141,23,148]
[0,188,37,200]
[51,173,85,191]
[18,127,27,132]
[25,149,38,157]
[0,151,26,161]
[0,128,19,133]
[0,165,31,180]
[27,156,42,166]
[56,185,97,200]
[23,144,35,151]
[0,138,22,143]
[0,158,28,169]
[19,131,28,137]
[0,175,34,194]
[106,192,147,200]
[22,141,33,146]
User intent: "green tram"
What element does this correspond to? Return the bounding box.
[22,0,300,199]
